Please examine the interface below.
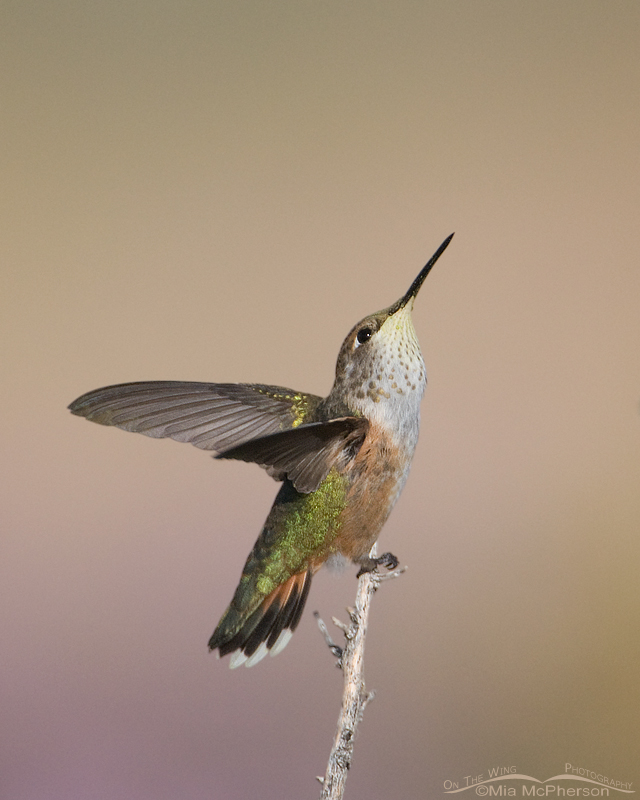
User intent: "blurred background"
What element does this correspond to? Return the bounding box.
[2,2,639,798]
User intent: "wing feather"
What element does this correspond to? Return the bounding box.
[68,381,322,456]
[216,417,368,493]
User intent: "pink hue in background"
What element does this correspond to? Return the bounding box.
[2,3,639,798]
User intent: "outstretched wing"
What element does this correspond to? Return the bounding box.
[68,381,322,455]
[216,416,369,493]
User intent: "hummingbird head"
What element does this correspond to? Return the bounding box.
[329,234,454,436]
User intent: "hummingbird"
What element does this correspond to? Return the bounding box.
[69,233,453,668]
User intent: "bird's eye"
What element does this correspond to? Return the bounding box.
[356,327,373,346]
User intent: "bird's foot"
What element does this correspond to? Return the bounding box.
[356,551,399,578]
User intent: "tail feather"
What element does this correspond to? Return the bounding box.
[209,570,312,668]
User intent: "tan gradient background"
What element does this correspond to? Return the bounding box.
[2,3,640,798]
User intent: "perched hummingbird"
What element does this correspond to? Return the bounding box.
[69,233,453,668]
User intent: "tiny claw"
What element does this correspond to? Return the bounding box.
[356,551,400,577]
[377,551,399,571]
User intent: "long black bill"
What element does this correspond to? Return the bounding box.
[395,232,455,311]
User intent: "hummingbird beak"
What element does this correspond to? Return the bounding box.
[391,233,455,313]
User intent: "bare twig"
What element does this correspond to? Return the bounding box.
[313,611,343,661]
[316,545,406,799]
